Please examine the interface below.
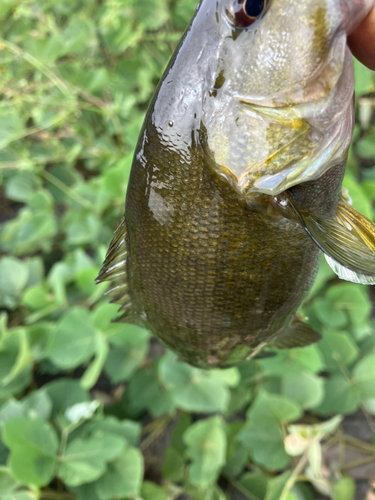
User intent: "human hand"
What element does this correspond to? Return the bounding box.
[348,5,375,70]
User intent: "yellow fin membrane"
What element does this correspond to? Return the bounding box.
[269,319,321,349]
[324,199,375,284]
[274,194,375,283]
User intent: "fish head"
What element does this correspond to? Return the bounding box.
[202,0,374,196]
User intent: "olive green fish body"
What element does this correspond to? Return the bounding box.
[98,0,375,368]
[125,122,350,367]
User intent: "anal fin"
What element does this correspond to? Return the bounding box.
[269,319,321,349]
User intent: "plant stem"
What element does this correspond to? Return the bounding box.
[40,170,92,209]
[279,449,309,500]
[342,455,375,470]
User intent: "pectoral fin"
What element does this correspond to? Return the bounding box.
[269,319,321,349]
[324,255,375,285]
[273,194,375,283]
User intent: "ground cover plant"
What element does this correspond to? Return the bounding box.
[0,1,375,499]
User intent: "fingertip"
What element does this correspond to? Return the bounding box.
[348,6,375,71]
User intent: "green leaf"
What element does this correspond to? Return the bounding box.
[45,379,90,417]
[239,471,269,500]
[343,171,373,219]
[48,307,96,369]
[223,422,248,478]
[316,374,361,415]
[265,472,293,500]
[162,447,185,482]
[104,332,149,383]
[247,390,302,426]
[353,354,375,398]
[239,423,289,471]
[63,211,101,246]
[82,417,141,447]
[158,352,230,412]
[3,417,58,487]
[21,390,53,420]
[22,285,53,310]
[210,368,240,387]
[0,466,21,494]
[183,416,227,488]
[141,481,169,500]
[0,111,23,146]
[332,476,355,500]
[58,432,126,486]
[0,401,24,423]
[169,413,192,453]
[312,298,347,329]
[353,58,375,95]
[93,447,143,500]
[0,258,29,310]
[172,0,198,29]
[62,18,96,55]
[1,328,32,386]
[327,284,372,327]
[307,254,335,298]
[27,323,55,362]
[281,372,324,409]
[319,331,359,371]
[362,398,375,415]
[5,171,40,203]
[128,368,176,417]
[0,1,17,20]
[0,205,57,255]
[76,267,99,296]
[68,482,100,500]
[259,346,323,377]
[356,134,375,159]
[0,326,32,399]
[5,330,32,386]
[134,0,169,30]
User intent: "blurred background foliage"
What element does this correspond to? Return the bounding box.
[0,1,375,499]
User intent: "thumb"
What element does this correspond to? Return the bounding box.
[348,6,375,71]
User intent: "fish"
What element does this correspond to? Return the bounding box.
[97,0,375,369]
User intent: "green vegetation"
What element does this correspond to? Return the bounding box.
[0,1,375,499]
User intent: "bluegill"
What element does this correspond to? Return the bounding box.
[97,0,375,368]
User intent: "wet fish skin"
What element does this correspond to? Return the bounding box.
[98,0,375,368]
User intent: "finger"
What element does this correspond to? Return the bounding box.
[348,6,375,71]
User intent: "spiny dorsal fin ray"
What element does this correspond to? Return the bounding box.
[96,216,135,322]
[96,217,127,284]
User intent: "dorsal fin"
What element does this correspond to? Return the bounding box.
[96,216,134,321]
[96,216,127,284]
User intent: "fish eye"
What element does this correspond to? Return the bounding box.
[230,0,268,28]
